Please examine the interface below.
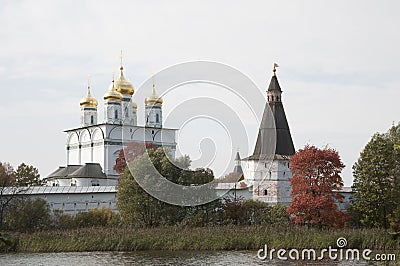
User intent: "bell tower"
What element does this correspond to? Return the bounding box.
[242,64,295,205]
[79,77,98,127]
[145,82,163,128]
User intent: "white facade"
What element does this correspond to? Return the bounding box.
[242,157,292,205]
[145,105,162,128]
[48,176,114,187]
[121,96,137,126]
[80,106,98,127]
[65,124,177,179]
[8,186,118,215]
[103,99,122,125]
[215,183,253,200]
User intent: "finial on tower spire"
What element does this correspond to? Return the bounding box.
[273,63,279,76]
[120,50,123,71]
[87,75,91,94]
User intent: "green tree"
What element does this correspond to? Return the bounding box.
[5,198,51,232]
[180,200,223,227]
[117,154,165,227]
[242,200,270,225]
[270,204,290,225]
[0,162,26,228]
[351,124,400,228]
[15,163,44,186]
[117,147,218,227]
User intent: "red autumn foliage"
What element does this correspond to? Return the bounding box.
[113,141,157,174]
[286,145,349,227]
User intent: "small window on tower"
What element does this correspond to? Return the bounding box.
[271,96,274,101]
[91,115,94,124]
[115,110,118,119]
[277,96,280,101]
[264,189,268,196]
[156,113,160,123]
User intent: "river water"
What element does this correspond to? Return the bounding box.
[0,251,374,265]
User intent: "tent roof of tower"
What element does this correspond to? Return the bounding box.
[244,74,295,160]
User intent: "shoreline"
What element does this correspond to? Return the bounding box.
[1,225,399,253]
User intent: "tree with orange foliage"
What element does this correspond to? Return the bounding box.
[287,145,349,227]
[113,141,157,174]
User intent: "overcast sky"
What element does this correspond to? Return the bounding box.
[1,0,399,186]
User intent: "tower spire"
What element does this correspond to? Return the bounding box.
[233,151,243,174]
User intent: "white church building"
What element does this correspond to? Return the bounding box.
[45,61,177,187]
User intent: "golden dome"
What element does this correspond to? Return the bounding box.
[145,84,163,106]
[131,101,137,109]
[80,84,98,107]
[104,80,123,101]
[115,66,134,95]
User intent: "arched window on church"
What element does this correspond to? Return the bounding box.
[156,113,160,124]
[271,96,274,101]
[114,110,118,119]
[264,189,268,196]
[90,115,94,124]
